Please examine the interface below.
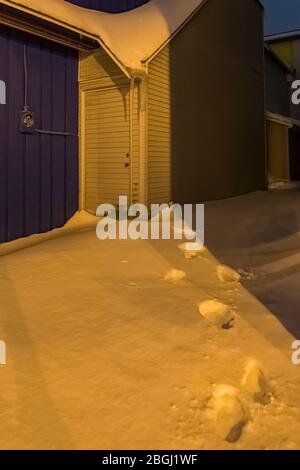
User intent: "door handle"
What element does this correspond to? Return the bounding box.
[124,153,130,168]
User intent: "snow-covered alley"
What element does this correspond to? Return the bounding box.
[206,190,300,338]
[0,191,300,450]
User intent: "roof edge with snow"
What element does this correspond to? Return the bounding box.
[0,0,207,73]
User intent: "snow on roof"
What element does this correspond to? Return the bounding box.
[0,0,205,71]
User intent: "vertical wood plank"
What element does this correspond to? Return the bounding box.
[7,30,25,241]
[0,25,79,243]
[65,48,79,220]
[51,44,67,229]
[0,28,9,242]
[24,36,41,237]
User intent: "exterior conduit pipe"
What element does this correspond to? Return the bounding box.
[129,75,135,207]
[130,69,148,207]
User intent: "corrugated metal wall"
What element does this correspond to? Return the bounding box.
[0,25,79,243]
[148,47,172,205]
[67,0,149,13]
[79,49,140,212]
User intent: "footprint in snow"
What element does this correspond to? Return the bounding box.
[178,242,207,259]
[209,384,248,443]
[199,299,235,329]
[217,265,241,283]
[164,269,187,283]
[242,359,271,405]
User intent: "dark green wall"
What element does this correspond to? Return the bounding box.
[169,0,266,203]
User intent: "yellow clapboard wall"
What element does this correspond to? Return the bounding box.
[148,46,172,205]
[267,120,290,180]
[270,41,294,67]
[79,49,140,212]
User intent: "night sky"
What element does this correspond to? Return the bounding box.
[262,0,300,36]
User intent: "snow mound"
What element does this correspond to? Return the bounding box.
[199,300,235,329]
[64,210,99,227]
[242,360,271,405]
[217,265,241,283]
[210,385,247,442]
[178,243,207,259]
[163,269,187,283]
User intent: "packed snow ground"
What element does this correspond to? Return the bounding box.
[0,191,300,449]
[206,189,300,339]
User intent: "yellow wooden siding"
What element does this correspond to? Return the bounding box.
[148,46,172,205]
[79,48,140,211]
[79,49,123,82]
[270,41,294,67]
[267,120,290,180]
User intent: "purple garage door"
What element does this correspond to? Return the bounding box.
[67,0,149,13]
[0,25,79,243]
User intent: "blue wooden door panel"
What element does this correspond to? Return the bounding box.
[66,49,79,221]
[25,37,41,237]
[52,49,67,230]
[7,33,25,241]
[0,26,79,243]
[40,48,53,234]
[67,0,149,13]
